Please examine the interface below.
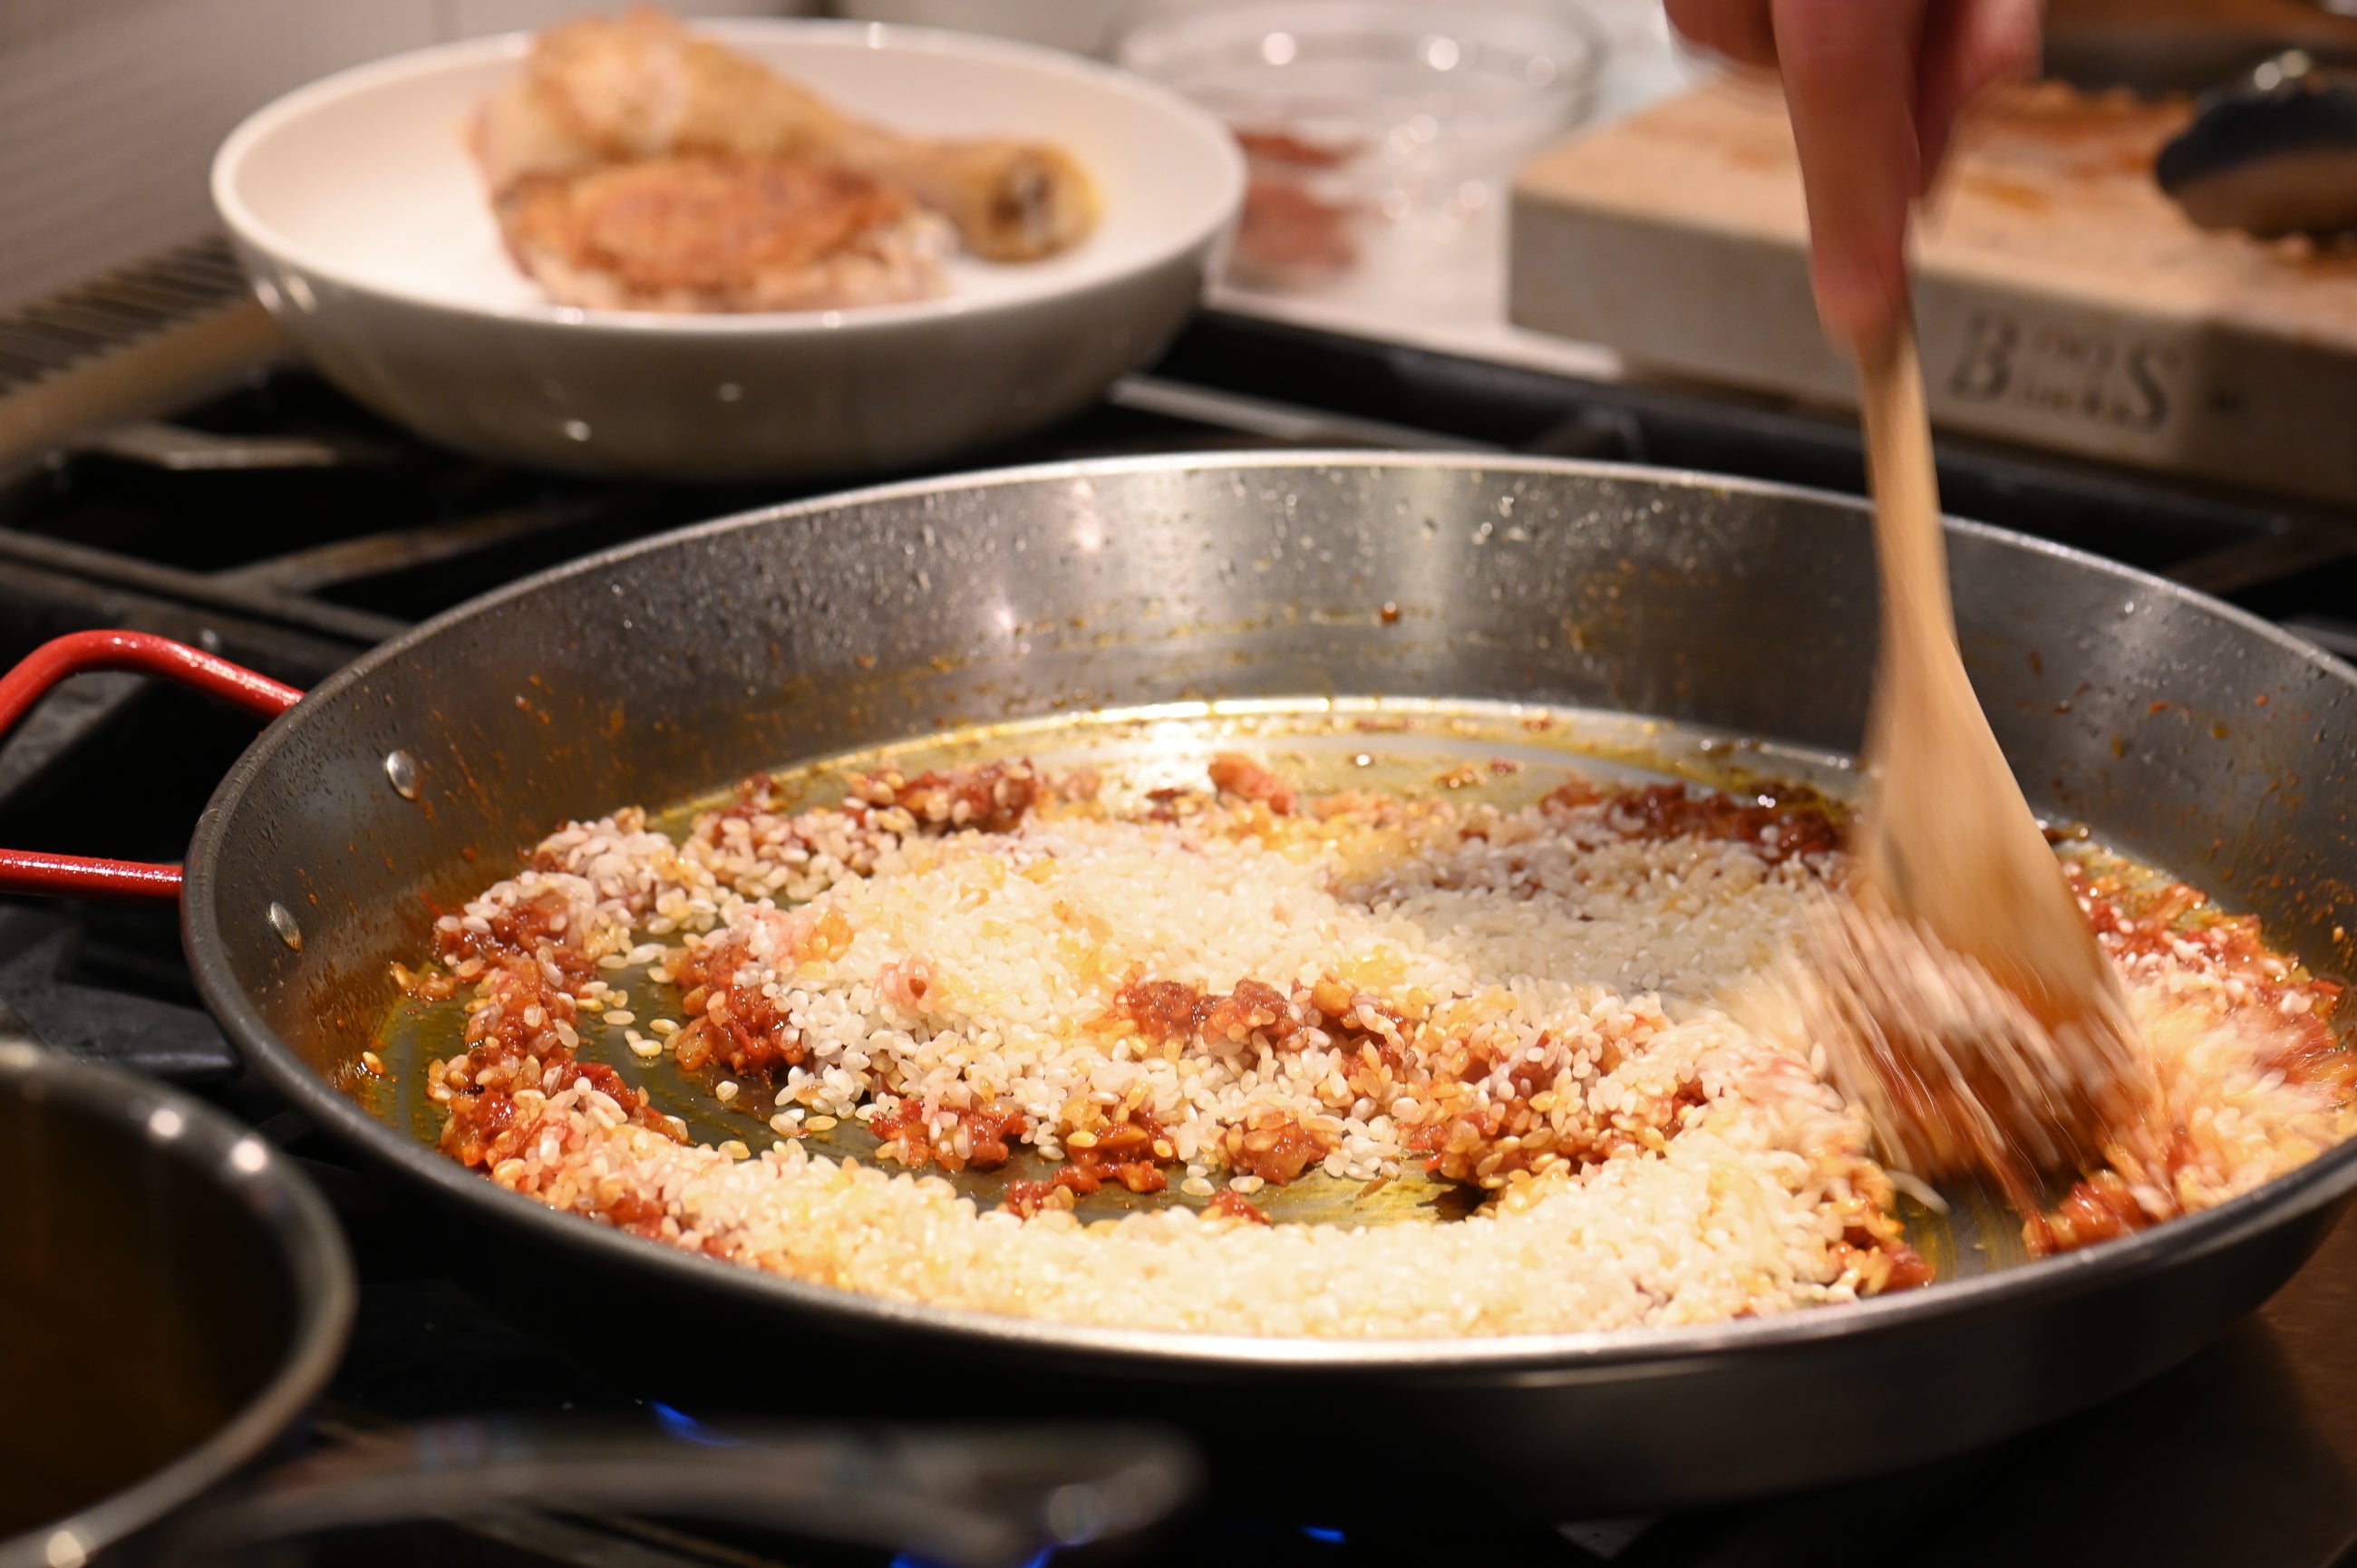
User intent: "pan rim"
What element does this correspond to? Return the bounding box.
[187,449,2357,1373]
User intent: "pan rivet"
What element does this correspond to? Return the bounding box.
[384,750,420,800]
[267,902,304,952]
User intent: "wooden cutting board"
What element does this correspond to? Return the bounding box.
[1508,80,2357,508]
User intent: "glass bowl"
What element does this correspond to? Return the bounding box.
[1118,0,1605,301]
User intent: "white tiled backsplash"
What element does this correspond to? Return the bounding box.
[0,0,807,310]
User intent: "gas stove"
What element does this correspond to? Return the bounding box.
[8,242,2357,1568]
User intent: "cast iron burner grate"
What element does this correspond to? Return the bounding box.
[5,266,2357,1568]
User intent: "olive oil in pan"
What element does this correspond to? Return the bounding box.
[369,697,2233,1264]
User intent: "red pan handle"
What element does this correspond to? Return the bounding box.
[0,631,305,901]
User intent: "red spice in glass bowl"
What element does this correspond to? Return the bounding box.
[1232,127,1367,286]
[1119,1,1605,299]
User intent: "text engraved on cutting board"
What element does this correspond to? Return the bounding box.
[1943,309,2183,434]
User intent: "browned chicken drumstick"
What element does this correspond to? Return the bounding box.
[476,7,1098,267]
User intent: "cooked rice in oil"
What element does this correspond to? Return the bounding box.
[399,750,2355,1339]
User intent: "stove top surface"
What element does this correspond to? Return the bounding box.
[9,298,2357,1568]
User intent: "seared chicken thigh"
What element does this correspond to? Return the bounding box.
[477,6,1097,296]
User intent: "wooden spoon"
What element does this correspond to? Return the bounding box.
[1815,316,2154,1204]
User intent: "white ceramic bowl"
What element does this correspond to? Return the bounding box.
[211,19,1244,480]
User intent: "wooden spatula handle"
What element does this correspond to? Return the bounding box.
[1853,315,2128,1029]
[1856,321,1953,673]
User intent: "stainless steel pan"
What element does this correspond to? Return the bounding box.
[0,1046,351,1568]
[10,454,2356,1518]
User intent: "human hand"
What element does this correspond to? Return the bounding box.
[1662,0,2042,342]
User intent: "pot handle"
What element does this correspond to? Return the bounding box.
[157,1417,1199,1568]
[0,631,304,901]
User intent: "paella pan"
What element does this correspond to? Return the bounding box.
[8,453,2355,1515]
